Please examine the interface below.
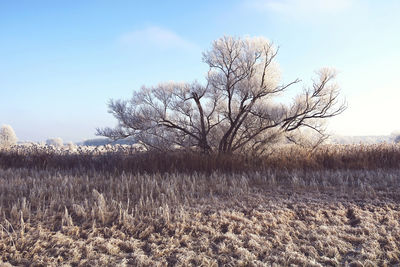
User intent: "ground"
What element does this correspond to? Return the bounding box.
[1,167,399,266]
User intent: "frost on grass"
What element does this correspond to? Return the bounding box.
[0,167,400,266]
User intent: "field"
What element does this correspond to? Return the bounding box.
[1,144,400,266]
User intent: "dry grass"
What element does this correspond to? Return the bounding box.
[1,143,400,174]
[1,144,400,266]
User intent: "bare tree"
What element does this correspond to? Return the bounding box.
[0,125,18,150]
[97,36,346,154]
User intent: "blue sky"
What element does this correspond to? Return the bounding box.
[1,0,399,142]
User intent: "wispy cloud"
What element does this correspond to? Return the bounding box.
[246,0,355,17]
[118,26,198,51]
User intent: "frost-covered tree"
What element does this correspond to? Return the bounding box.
[389,131,400,144]
[66,141,77,151]
[0,125,18,149]
[46,137,63,147]
[98,36,346,154]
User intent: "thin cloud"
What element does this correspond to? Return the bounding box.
[246,0,355,17]
[118,26,198,51]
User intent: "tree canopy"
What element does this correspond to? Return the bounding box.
[98,36,346,154]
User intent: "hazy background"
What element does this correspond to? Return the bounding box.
[1,0,399,142]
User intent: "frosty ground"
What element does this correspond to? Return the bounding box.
[0,164,399,266]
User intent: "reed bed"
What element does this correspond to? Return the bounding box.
[1,143,400,174]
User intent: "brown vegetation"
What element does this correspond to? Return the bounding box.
[1,143,400,173]
[1,144,400,266]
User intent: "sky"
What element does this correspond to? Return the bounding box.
[1,0,400,142]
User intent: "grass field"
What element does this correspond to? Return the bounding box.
[1,144,400,266]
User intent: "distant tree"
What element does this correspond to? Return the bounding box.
[389,131,400,144]
[98,36,346,155]
[0,125,18,149]
[46,137,63,147]
[66,141,77,151]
